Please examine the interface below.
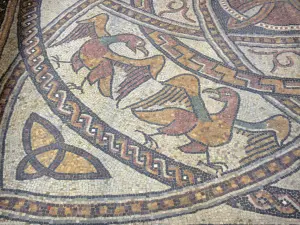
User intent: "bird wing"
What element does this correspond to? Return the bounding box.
[105,54,165,80]
[105,54,165,102]
[51,22,97,47]
[132,108,179,126]
[50,14,110,47]
[133,108,197,135]
[236,128,280,166]
[113,61,153,102]
[232,114,291,165]
[127,84,193,112]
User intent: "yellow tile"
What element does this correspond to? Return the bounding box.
[147,202,158,211]
[99,206,108,215]
[179,196,191,206]
[31,123,56,150]
[28,203,38,213]
[80,206,91,216]
[195,192,206,201]
[293,149,300,156]
[24,163,37,174]
[114,206,125,215]
[267,162,280,172]
[229,180,238,189]
[131,203,142,213]
[240,175,252,185]
[254,169,266,179]
[213,186,223,195]
[55,151,96,173]
[13,200,25,210]
[49,206,58,216]
[281,156,291,165]
[64,207,72,216]
[0,199,9,207]
[164,199,174,208]
[36,149,58,167]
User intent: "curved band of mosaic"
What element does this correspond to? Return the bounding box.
[100,0,300,97]
[2,0,298,222]
[19,0,214,189]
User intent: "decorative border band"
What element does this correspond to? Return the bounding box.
[5,0,299,223]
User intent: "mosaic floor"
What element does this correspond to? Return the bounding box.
[0,0,300,224]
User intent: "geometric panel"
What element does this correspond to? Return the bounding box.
[16,113,111,180]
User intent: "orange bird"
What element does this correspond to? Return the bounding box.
[51,13,164,100]
[127,74,290,165]
[129,74,240,153]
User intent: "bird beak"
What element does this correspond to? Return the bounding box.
[202,88,221,101]
[136,46,149,57]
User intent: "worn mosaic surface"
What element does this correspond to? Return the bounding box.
[0,0,300,224]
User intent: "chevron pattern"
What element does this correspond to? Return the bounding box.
[142,28,300,96]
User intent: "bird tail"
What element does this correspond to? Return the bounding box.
[78,14,110,37]
[234,115,291,146]
[265,115,290,146]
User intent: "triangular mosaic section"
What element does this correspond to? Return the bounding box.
[16,113,111,180]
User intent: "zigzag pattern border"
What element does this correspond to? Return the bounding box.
[141,28,300,96]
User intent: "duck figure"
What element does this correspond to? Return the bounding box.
[130,74,240,153]
[126,74,290,169]
[51,13,164,99]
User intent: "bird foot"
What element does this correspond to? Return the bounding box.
[136,130,159,150]
[66,83,84,94]
[51,55,72,70]
[51,55,61,69]
[207,162,228,177]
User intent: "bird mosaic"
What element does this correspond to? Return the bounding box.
[51,13,164,102]
[124,73,290,169]
[50,13,291,171]
[2,1,300,223]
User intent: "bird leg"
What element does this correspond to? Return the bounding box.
[51,55,87,93]
[180,141,228,176]
[205,151,228,177]
[66,77,87,94]
[135,130,159,150]
[51,55,72,69]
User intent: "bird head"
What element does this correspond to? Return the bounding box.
[203,87,239,102]
[124,35,149,56]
